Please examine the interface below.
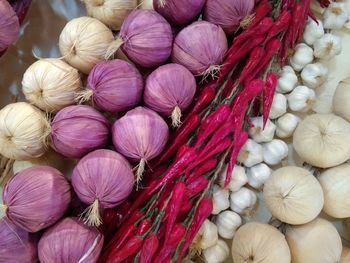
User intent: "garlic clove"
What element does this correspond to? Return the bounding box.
[216,210,242,240]
[237,139,263,167]
[277,66,298,93]
[212,185,230,215]
[219,165,248,192]
[276,113,301,138]
[248,116,276,143]
[195,219,219,250]
[269,93,287,119]
[230,187,257,214]
[303,18,324,46]
[262,139,288,166]
[287,85,316,112]
[247,163,272,189]
[203,239,230,263]
[289,43,314,71]
[314,33,342,59]
[301,63,328,89]
[323,2,350,30]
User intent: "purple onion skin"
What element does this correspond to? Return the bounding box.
[51,105,110,159]
[154,0,206,26]
[171,21,228,76]
[204,0,255,34]
[0,218,38,263]
[0,0,20,52]
[120,10,173,68]
[2,166,71,233]
[112,107,169,162]
[87,59,144,113]
[144,63,196,116]
[71,149,134,209]
[38,217,104,263]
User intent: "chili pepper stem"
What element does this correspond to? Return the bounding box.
[171,106,182,127]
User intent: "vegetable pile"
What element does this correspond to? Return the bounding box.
[1,0,350,262]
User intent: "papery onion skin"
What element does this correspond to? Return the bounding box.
[86,59,143,112]
[38,217,104,263]
[0,218,38,263]
[154,0,206,26]
[2,166,71,232]
[51,105,110,159]
[204,0,255,34]
[172,21,228,76]
[0,0,20,52]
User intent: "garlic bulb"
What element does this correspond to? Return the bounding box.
[303,19,324,46]
[285,218,342,263]
[194,219,218,250]
[0,102,49,160]
[318,163,350,218]
[248,117,276,143]
[212,185,230,215]
[341,247,350,263]
[203,239,230,263]
[293,113,350,168]
[262,139,289,166]
[237,139,263,167]
[276,113,300,138]
[263,166,324,225]
[333,80,350,122]
[313,33,342,60]
[269,93,287,119]
[22,59,81,112]
[230,187,257,214]
[323,2,350,29]
[276,65,298,93]
[219,165,248,192]
[287,85,315,112]
[59,17,114,74]
[216,210,242,239]
[289,43,314,71]
[301,63,328,89]
[84,0,138,30]
[231,222,291,263]
[138,0,153,9]
[247,163,272,189]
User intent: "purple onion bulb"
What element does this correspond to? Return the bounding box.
[144,63,196,127]
[0,0,20,52]
[0,218,38,263]
[204,0,255,34]
[112,107,169,182]
[38,217,104,263]
[2,166,71,232]
[71,149,134,226]
[172,21,228,77]
[78,59,143,113]
[51,105,110,159]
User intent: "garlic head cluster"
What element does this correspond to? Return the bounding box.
[203,239,230,263]
[276,113,300,138]
[303,19,324,45]
[262,139,289,166]
[269,93,287,119]
[216,210,242,239]
[287,85,315,112]
[247,163,272,189]
[237,139,263,167]
[277,66,298,94]
[248,116,276,143]
[289,43,314,71]
[314,33,342,60]
[194,219,218,250]
[301,63,328,89]
[212,185,230,215]
[219,165,247,192]
[323,2,350,29]
[230,187,257,214]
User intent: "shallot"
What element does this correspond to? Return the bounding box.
[0,0,19,52]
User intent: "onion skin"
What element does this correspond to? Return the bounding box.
[0,0,20,52]
[2,166,71,232]
[38,218,104,263]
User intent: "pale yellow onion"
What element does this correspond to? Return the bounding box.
[341,247,350,263]
[22,59,81,112]
[318,163,350,218]
[59,16,114,74]
[263,166,324,225]
[293,113,350,168]
[0,102,50,160]
[84,0,138,30]
[138,0,153,9]
[285,218,342,263]
[333,79,350,122]
[231,222,291,263]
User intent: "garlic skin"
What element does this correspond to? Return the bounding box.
[216,211,242,239]
[195,219,219,250]
[289,43,314,71]
[269,93,287,119]
[203,239,230,263]
[247,163,272,189]
[248,117,276,143]
[276,66,298,93]
[237,139,263,167]
[276,113,300,138]
[212,185,230,215]
[341,247,350,263]
[313,33,342,59]
[287,85,315,112]
[323,2,350,30]
[303,19,324,45]
[333,80,350,122]
[219,165,248,192]
[230,187,257,214]
[301,63,328,89]
[262,139,288,166]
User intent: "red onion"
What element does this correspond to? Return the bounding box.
[144,63,196,127]
[106,10,173,68]
[2,166,71,232]
[172,21,228,76]
[38,217,104,263]
[0,218,38,263]
[51,105,110,159]
[71,149,134,226]
[154,0,206,26]
[0,0,20,52]
[204,0,255,34]
[112,107,169,182]
[77,59,143,113]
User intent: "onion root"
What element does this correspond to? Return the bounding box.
[82,199,102,227]
[105,38,124,60]
[171,105,182,127]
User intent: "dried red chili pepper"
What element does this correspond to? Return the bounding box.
[174,144,191,162]
[282,0,293,10]
[263,72,278,125]
[317,0,330,8]
[279,24,293,65]
[265,10,292,43]
[190,85,216,115]
[140,234,159,263]
[186,158,218,183]
[106,236,144,263]
[238,47,266,84]
[186,176,209,198]
[247,0,273,29]
[291,4,303,47]
[137,219,152,236]
[297,0,312,42]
